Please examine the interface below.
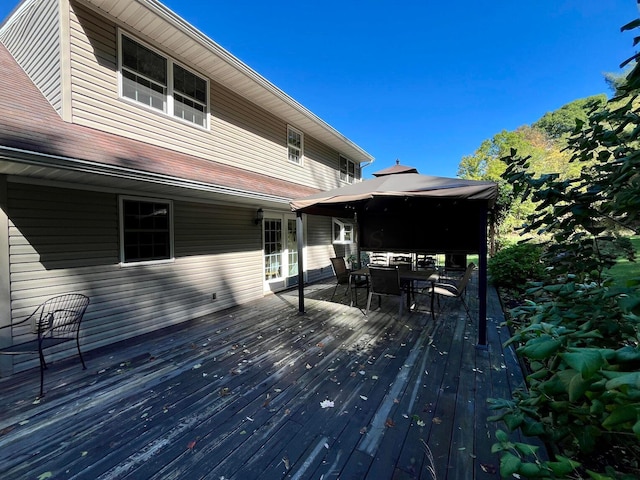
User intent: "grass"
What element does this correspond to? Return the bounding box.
[609,236,640,287]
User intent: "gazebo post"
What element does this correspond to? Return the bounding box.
[296,212,305,314]
[477,204,489,347]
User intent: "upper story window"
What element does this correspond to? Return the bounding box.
[119,33,208,128]
[287,126,303,164]
[340,155,358,183]
[333,218,354,244]
[119,196,174,264]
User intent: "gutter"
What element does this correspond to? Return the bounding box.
[0,145,293,204]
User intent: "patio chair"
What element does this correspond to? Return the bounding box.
[365,266,406,317]
[330,257,368,306]
[0,293,90,397]
[425,263,475,321]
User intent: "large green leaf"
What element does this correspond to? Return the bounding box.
[519,335,562,360]
[605,371,640,390]
[602,404,639,429]
[499,452,522,477]
[568,372,593,402]
[561,349,606,378]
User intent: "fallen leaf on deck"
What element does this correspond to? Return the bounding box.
[320,400,335,409]
[246,416,254,422]
[480,463,496,474]
[192,364,202,370]
[18,420,29,426]
[350,372,357,377]
[393,398,400,404]
[282,456,290,470]
[306,363,312,369]
[81,451,88,457]
[360,426,367,434]
[263,393,271,407]
[220,387,230,396]
[32,398,41,405]
[324,442,330,449]
[187,440,196,450]
[432,417,443,424]
[385,418,395,428]
[359,395,368,401]
[317,342,324,348]
[38,473,52,480]
[371,375,379,380]
[0,426,15,436]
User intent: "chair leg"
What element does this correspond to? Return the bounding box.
[38,352,45,397]
[460,296,472,322]
[430,291,435,320]
[77,336,86,370]
[331,283,340,301]
[365,292,373,316]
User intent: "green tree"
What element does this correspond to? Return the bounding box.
[533,94,607,140]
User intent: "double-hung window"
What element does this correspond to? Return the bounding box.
[287,126,303,164]
[340,155,358,183]
[120,33,208,128]
[120,196,173,264]
[333,218,354,244]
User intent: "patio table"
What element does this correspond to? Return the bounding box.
[349,267,438,309]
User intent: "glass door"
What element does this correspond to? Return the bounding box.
[286,218,298,286]
[263,214,301,291]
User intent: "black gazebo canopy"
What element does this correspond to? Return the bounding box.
[290,164,498,345]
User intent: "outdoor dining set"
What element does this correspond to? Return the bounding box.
[329,253,475,321]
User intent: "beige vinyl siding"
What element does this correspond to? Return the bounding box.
[67,2,347,192]
[304,215,339,284]
[0,0,63,114]
[7,182,263,373]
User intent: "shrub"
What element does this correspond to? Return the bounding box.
[488,243,545,290]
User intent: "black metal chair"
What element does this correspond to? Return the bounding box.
[330,257,368,306]
[365,266,406,317]
[425,263,475,320]
[0,293,90,397]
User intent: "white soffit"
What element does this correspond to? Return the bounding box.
[79,0,374,164]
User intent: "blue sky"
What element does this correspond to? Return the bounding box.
[1,1,637,178]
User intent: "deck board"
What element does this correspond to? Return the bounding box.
[0,276,539,479]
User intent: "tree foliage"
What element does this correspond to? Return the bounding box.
[533,94,607,140]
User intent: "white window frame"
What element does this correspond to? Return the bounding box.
[340,155,358,184]
[287,125,304,165]
[118,31,209,129]
[332,218,354,244]
[119,195,175,266]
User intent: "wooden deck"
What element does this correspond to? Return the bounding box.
[0,274,531,479]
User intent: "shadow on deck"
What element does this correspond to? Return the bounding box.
[0,273,532,479]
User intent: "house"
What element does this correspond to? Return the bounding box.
[0,0,373,377]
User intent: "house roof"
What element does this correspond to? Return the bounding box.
[0,42,320,207]
[74,0,374,164]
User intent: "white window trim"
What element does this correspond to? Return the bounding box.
[118,195,175,266]
[332,218,354,244]
[287,125,304,166]
[340,155,358,184]
[117,30,210,130]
